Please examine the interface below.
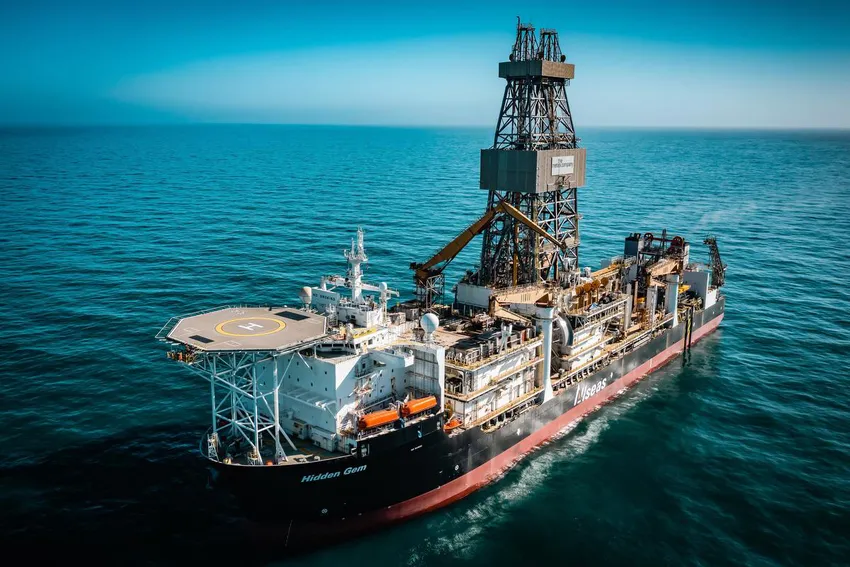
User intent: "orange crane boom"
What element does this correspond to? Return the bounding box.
[411,200,565,288]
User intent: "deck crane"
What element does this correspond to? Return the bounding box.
[703,236,726,288]
[411,200,566,307]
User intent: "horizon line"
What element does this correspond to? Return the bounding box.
[2,122,849,132]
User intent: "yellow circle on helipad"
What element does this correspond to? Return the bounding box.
[215,317,286,337]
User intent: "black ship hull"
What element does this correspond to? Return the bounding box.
[213,298,724,547]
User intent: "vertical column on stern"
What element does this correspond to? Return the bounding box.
[536,305,556,403]
[666,274,680,328]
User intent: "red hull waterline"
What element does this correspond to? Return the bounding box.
[252,313,724,546]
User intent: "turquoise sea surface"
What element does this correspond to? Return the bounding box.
[0,125,848,565]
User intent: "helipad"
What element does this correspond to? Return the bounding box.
[166,306,327,352]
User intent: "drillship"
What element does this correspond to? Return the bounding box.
[157,21,726,547]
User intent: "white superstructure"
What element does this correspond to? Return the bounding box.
[161,227,715,467]
[160,230,457,464]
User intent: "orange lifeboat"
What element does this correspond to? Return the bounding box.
[401,396,438,418]
[358,408,399,430]
[443,416,462,432]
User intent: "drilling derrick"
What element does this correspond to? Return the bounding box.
[478,21,586,289]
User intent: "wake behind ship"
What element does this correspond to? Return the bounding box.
[157,21,726,546]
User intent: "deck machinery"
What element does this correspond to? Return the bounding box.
[157,20,725,544]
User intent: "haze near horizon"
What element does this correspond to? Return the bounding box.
[2,0,849,129]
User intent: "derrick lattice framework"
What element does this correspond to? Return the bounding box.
[477,22,585,289]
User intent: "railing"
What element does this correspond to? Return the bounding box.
[472,387,542,429]
[579,297,628,326]
[445,334,540,369]
[354,365,378,379]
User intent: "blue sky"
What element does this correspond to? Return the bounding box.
[1,0,848,128]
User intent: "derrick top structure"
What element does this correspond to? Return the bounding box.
[495,20,578,151]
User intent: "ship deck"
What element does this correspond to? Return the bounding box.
[166,306,327,352]
[219,434,344,466]
[276,435,341,464]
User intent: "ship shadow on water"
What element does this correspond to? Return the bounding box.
[0,425,280,565]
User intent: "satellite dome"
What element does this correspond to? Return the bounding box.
[298,286,313,304]
[420,313,439,336]
[378,282,388,292]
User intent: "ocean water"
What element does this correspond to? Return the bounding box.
[0,125,848,566]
